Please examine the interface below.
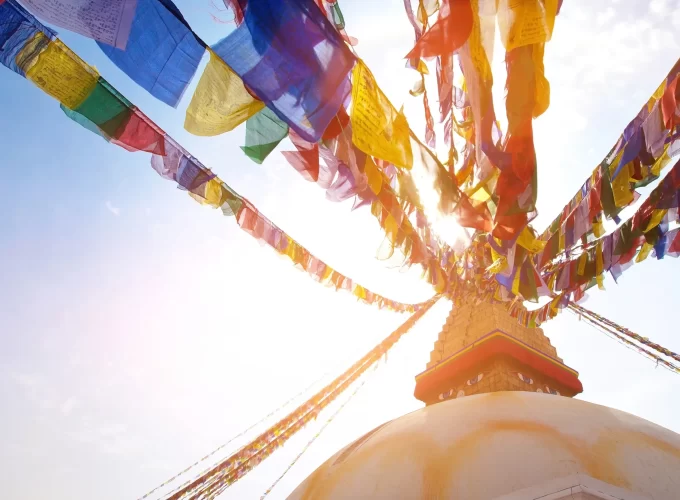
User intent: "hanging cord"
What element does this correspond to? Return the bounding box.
[259,363,379,499]
[569,302,680,364]
[138,373,331,500]
[567,308,680,374]
[162,299,438,500]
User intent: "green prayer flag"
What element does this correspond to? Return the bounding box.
[240,107,289,164]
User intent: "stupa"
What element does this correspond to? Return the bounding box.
[288,301,680,499]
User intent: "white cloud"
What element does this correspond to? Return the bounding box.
[105,200,120,216]
[60,397,77,416]
[650,0,669,14]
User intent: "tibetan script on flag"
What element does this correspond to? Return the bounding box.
[19,0,137,49]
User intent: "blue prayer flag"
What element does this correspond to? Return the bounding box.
[97,0,206,108]
[212,0,355,142]
[0,0,54,76]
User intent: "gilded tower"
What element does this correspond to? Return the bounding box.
[414,301,583,405]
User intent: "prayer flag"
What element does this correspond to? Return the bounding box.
[241,107,289,164]
[404,0,472,59]
[19,0,136,49]
[185,49,264,136]
[351,60,413,169]
[25,36,98,109]
[212,0,355,142]
[0,0,54,76]
[97,0,205,107]
[497,0,558,51]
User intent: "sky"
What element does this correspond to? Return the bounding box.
[1,0,680,499]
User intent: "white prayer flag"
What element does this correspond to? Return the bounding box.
[19,0,137,49]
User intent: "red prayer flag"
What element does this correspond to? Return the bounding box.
[405,0,472,60]
[282,129,320,182]
[111,108,165,155]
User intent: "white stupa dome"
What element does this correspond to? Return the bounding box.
[288,392,680,499]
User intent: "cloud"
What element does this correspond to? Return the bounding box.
[105,200,121,216]
[60,397,78,416]
[650,0,669,14]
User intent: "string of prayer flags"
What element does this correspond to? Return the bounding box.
[259,366,376,500]
[18,0,137,49]
[571,303,680,365]
[541,158,680,298]
[539,59,680,247]
[241,107,289,164]
[0,5,426,314]
[570,303,680,373]
[236,200,423,312]
[57,72,165,154]
[184,48,264,136]
[212,0,356,142]
[162,300,437,500]
[97,0,206,108]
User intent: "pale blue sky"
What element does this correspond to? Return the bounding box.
[1,1,680,499]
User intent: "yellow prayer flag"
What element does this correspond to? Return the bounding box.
[351,61,413,169]
[487,256,508,274]
[498,0,558,50]
[577,252,587,276]
[645,209,668,233]
[188,178,225,207]
[636,242,653,263]
[185,49,264,137]
[595,241,605,290]
[592,217,605,238]
[470,185,492,203]
[321,265,334,282]
[652,79,667,102]
[651,146,671,177]
[24,36,98,110]
[203,178,226,208]
[384,213,399,243]
[517,227,547,253]
[364,157,383,195]
[611,162,635,208]
[433,266,446,294]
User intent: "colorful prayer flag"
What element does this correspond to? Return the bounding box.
[97,0,205,107]
[185,49,264,137]
[212,0,355,142]
[18,0,137,49]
